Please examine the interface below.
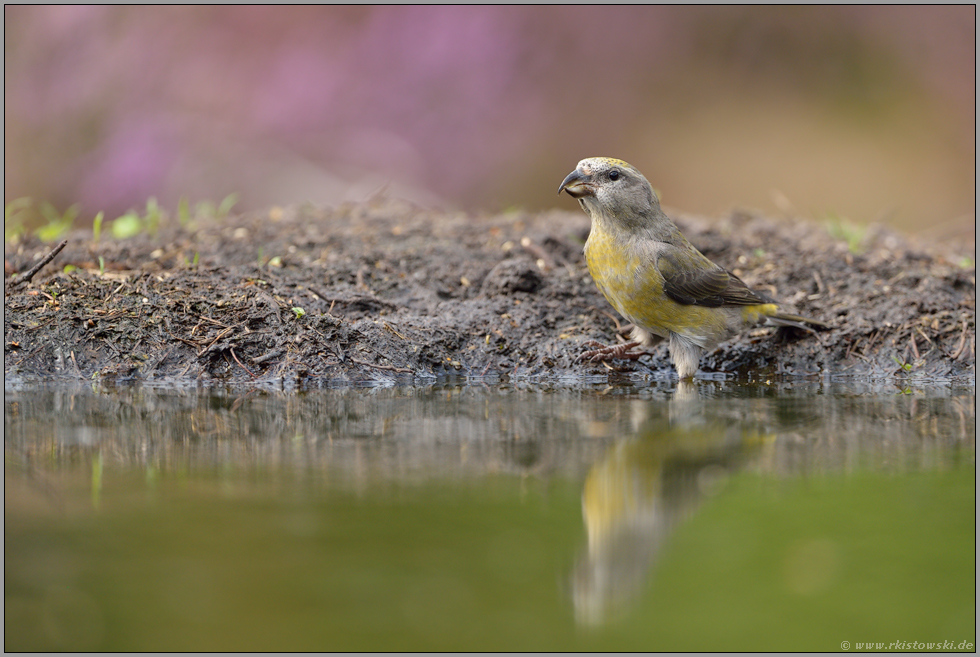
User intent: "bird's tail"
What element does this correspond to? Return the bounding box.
[766,312,830,333]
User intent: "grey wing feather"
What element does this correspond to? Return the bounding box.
[657,248,772,308]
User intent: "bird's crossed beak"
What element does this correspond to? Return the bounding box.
[558,169,594,198]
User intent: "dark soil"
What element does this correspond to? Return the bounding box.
[4,197,975,386]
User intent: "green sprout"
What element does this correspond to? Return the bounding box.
[111,210,143,239]
[92,211,104,242]
[891,355,913,373]
[291,307,306,319]
[195,200,216,218]
[35,202,79,243]
[216,192,239,219]
[178,197,191,227]
[144,197,161,237]
[824,212,866,254]
[5,197,31,243]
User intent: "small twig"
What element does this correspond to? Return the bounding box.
[251,349,282,365]
[24,317,58,332]
[950,320,969,360]
[307,285,332,301]
[230,347,256,377]
[598,309,623,332]
[8,344,46,367]
[69,350,82,378]
[862,329,879,355]
[143,345,175,376]
[102,281,127,306]
[886,271,907,285]
[197,326,235,356]
[851,352,872,365]
[197,315,233,329]
[813,270,825,294]
[12,240,68,285]
[307,286,399,311]
[350,357,413,373]
[481,360,493,376]
[307,326,347,362]
[914,325,935,347]
[382,321,408,341]
[255,289,284,325]
[912,326,937,359]
[88,309,126,322]
[164,329,203,350]
[909,333,920,361]
[304,287,333,310]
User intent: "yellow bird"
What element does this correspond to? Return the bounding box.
[559,157,827,379]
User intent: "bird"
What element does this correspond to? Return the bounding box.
[558,157,827,380]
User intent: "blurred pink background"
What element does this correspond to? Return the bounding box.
[4,6,975,236]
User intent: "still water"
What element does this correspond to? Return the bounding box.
[4,380,976,651]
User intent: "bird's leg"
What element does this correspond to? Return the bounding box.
[577,340,645,362]
[616,323,635,338]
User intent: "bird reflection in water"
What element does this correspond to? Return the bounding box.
[571,382,773,626]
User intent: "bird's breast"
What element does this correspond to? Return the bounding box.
[584,228,654,322]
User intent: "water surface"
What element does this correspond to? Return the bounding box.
[4,381,975,651]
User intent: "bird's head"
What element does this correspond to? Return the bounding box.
[558,157,661,229]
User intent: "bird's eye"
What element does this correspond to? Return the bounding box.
[608,170,621,181]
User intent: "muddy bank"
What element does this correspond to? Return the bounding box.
[4,198,975,386]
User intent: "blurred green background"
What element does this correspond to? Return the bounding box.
[4,6,975,237]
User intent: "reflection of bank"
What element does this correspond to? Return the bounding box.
[571,383,773,626]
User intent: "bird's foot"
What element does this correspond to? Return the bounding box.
[577,340,645,362]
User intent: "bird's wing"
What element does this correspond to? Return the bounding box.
[657,247,771,308]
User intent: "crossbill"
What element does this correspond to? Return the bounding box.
[559,157,827,379]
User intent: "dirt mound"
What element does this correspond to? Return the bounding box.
[4,198,975,386]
